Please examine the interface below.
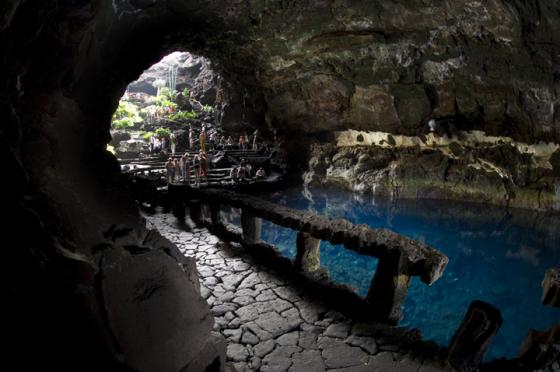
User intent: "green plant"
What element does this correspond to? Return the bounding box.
[149,94,178,110]
[155,127,171,139]
[142,131,155,140]
[111,99,143,129]
[106,144,116,154]
[170,110,197,121]
[159,87,177,101]
[202,104,214,113]
[182,88,190,97]
[112,117,136,129]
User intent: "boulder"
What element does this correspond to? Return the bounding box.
[102,249,224,372]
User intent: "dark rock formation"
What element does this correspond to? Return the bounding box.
[518,324,560,371]
[447,301,503,372]
[542,268,560,308]
[2,0,559,370]
[305,132,560,210]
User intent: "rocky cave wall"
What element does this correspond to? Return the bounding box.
[1,0,559,371]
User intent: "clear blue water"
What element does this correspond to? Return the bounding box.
[254,185,560,361]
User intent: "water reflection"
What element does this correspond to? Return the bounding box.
[259,185,560,361]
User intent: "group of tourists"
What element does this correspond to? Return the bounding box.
[156,124,270,186]
[151,125,264,156]
[228,158,266,184]
[148,135,166,154]
[189,127,261,152]
[165,149,209,186]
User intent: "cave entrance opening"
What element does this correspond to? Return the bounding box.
[109,51,221,162]
[111,51,272,196]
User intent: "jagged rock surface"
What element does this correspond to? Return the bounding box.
[2,1,559,371]
[304,131,560,210]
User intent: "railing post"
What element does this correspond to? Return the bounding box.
[447,300,502,371]
[366,250,411,324]
[241,209,261,244]
[200,204,211,222]
[295,232,321,272]
[189,201,201,223]
[542,268,559,307]
[518,325,560,370]
[516,269,560,369]
[172,202,185,219]
[209,202,222,226]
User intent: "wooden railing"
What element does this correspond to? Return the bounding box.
[168,185,449,324]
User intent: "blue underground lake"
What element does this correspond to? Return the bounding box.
[247,185,559,361]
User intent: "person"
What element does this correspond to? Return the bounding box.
[226,136,234,150]
[255,167,266,180]
[252,129,259,151]
[229,166,238,184]
[153,137,161,153]
[170,132,176,155]
[209,130,217,151]
[149,135,154,153]
[218,135,226,150]
[192,153,200,186]
[239,135,246,150]
[240,158,252,177]
[237,164,248,181]
[165,158,175,184]
[243,133,250,150]
[198,149,208,184]
[173,158,181,182]
[189,128,194,149]
[181,153,190,185]
[199,128,207,152]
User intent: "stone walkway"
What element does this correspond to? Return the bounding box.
[147,212,449,372]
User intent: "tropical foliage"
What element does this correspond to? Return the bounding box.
[111,100,143,129]
[155,127,171,139]
[170,110,197,121]
[142,131,155,140]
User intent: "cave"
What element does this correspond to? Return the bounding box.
[2,1,559,372]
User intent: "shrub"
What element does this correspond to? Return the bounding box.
[159,87,177,101]
[142,131,155,140]
[111,100,143,129]
[170,110,197,121]
[150,94,178,111]
[155,127,171,139]
[112,117,136,129]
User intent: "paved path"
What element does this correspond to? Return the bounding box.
[147,212,449,372]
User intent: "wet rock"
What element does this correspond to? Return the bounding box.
[447,301,503,371]
[305,138,560,211]
[542,268,560,307]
